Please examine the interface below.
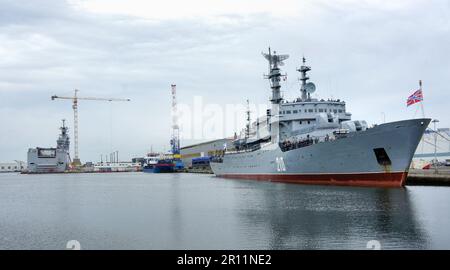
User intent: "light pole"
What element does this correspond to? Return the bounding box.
[432,119,439,173]
[14,160,23,172]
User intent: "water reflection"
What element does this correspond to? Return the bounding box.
[0,173,440,249]
[234,182,428,249]
[169,174,182,244]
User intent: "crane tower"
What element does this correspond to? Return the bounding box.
[51,89,131,166]
[170,84,180,158]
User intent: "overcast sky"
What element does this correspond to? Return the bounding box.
[0,0,449,162]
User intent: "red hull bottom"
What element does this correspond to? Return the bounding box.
[216,172,408,188]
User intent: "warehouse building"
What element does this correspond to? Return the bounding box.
[180,138,235,168]
[0,161,26,173]
[414,127,450,162]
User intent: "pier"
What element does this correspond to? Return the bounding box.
[407,166,450,186]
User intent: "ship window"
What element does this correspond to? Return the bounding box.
[319,109,324,112]
[37,148,56,158]
[293,110,298,113]
[286,111,291,114]
[307,121,310,124]
[304,109,307,113]
[373,148,392,166]
[333,109,338,113]
[308,109,313,113]
[299,121,302,125]
[338,109,343,113]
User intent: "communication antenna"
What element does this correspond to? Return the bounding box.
[297,56,313,101]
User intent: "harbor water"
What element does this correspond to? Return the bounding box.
[0,172,449,250]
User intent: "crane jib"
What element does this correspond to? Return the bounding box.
[50,90,130,164]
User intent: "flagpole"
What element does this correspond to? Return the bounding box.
[419,80,425,156]
[419,80,425,118]
[413,103,419,119]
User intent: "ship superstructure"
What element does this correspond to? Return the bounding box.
[27,120,71,173]
[210,49,430,187]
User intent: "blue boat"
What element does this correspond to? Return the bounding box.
[142,154,159,173]
[142,164,155,173]
[144,158,175,173]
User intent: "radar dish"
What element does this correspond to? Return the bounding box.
[276,54,289,62]
[262,53,272,62]
[262,52,289,66]
[305,82,316,93]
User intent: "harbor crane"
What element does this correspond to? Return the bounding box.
[170,84,180,158]
[170,84,184,170]
[51,89,131,166]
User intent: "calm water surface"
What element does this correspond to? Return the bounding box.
[0,172,449,250]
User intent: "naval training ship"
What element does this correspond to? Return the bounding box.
[210,49,430,187]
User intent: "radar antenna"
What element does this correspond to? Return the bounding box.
[262,47,289,104]
[262,49,289,69]
[262,47,289,144]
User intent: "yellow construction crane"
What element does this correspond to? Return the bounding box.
[51,89,131,166]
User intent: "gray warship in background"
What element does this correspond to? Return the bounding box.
[26,120,70,173]
[210,49,430,187]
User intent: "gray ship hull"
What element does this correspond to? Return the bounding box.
[211,118,430,187]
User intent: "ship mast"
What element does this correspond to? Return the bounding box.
[262,47,289,144]
[297,56,311,101]
[245,99,251,140]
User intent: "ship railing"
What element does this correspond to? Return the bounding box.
[279,138,315,152]
[226,144,262,155]
[279,133,341,152]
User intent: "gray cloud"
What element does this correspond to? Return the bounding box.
[0,0,449,162]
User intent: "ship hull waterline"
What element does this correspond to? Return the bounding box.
[217,172,407,188]
[211,118,430,188]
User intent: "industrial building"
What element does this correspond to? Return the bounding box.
[0,161,26,173]
[414,127,450,162]
[180,138,234,168]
